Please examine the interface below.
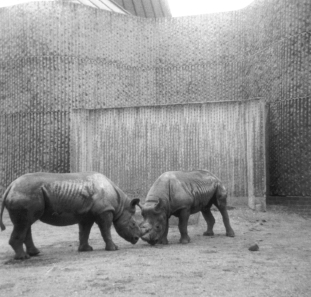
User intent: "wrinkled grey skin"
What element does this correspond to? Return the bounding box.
[0,172,141,260]
[140,170,235,245]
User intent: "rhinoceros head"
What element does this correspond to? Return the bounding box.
[113,198,141,244]
[140,198,168,245]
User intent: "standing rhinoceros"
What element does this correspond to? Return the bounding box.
[0,172,141,260]
[140,170,235,245]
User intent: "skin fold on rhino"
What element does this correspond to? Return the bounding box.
[0,172,141,260]
[140,170,235,245]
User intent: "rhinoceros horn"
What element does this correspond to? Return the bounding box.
[136,203,143,210]
[130,198,141,209]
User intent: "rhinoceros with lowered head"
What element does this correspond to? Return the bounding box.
[0,172,141,260]
[140,170,235,245]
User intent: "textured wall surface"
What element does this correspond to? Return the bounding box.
[0,0,310,207]
[269,98,311,197]
[70,100,266,206]
[0,2,157,194]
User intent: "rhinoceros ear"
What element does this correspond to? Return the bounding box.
[130,198,141,209]
[154,198,165,213]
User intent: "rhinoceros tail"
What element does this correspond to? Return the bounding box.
[0,184,12,231]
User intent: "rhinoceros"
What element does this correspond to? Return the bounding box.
[140,170,235,245]
[0,172,141,260]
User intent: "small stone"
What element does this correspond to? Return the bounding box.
[249,244,259,251]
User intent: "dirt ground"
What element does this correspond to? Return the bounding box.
[0,205,311,297]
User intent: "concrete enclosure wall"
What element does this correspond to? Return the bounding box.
[0,0,310,209]
[70,100,266,208]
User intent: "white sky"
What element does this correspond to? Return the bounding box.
[0,0,47,7]
[168,0,255,16]
[0,0,255,16]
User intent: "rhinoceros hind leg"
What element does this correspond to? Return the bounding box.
[25,226,40,256]
[14,253,30,260]
[201,208,215,236]
[9,225,30,260]
[27,249,40,257]
[8,208,42,260]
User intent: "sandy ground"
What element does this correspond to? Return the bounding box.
[0,205,311,297]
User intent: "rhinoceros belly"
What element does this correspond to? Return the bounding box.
[40,210,82,226]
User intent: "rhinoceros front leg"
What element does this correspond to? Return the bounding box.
[158,218,169,245]
[178,209,191,244]
[215,203,235,237]
[78,220,95,252]
[201,208,215,236]
[95,212,118,251]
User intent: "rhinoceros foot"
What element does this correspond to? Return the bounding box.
[27,248,40,256]
[14,253,31,260]
[78,244,93,252]
[158,238,169,245]
[226,230,235,237]
[105,242,118,251]
[179,235,190,244]
[203,231,214,236]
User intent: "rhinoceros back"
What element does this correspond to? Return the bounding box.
[152,170,225,213]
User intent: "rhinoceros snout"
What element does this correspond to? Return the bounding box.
[141,233,157,245]
[140,226,151,237]
[141,233,149,241]
[132,235,139,244]
[149,240,157,246]
[141,234,157,245]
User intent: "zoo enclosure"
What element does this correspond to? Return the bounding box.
[0,0,310,213]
